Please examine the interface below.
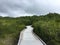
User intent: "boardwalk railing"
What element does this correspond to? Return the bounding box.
[33,31,46,45]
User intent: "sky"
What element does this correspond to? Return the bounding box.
[0,0,60,17]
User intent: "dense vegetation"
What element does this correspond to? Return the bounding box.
[32,13,60,45]
[0,13,60,45]
[0,17,31,45]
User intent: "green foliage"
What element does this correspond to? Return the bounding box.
[0,13,60,45]
[32,13,60,45]
[0,18,26,45]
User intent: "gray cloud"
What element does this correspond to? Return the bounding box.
[0,0,60,17]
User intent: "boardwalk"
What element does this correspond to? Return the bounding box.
[17,26,44,45]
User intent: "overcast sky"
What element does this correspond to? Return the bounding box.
[0,0,60,17]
